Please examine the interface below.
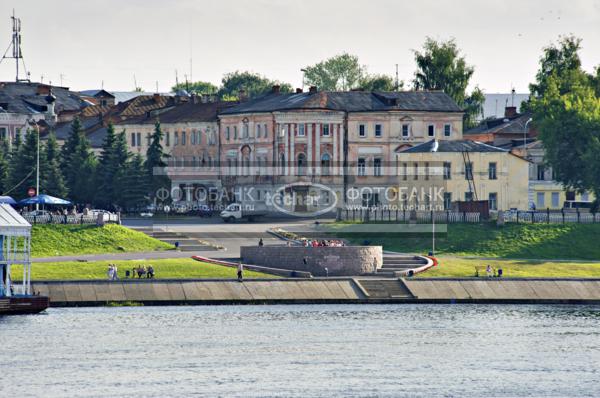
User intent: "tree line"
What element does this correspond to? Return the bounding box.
[0,118,170,211]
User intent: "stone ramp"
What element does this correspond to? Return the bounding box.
[131,227,218,252]
[356,279,414,299]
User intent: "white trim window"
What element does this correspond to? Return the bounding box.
[359,124,366,137]
[402,124,410,137]
[357,158,366,176]
[428,124,435,137]
[264,124,268,138]
[225,126,230,141]
[322,124,330,136]
[444,124,452,137]
[375,124,382,137]
[298,123,305,137]
[256,124,261,138]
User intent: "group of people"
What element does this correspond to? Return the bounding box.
[302,239,345,247]
[483,264,503,278]
[106,264,156,280]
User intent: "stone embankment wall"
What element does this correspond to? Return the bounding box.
[240,246,383,276]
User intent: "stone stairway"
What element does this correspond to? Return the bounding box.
[133,227,217,252]
[375,254,429,277]
[357,279,414,299]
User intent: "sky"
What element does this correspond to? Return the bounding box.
[0,0,599,94]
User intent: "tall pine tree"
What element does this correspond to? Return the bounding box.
[121,154,149,210]
[42,133,68,198]
[96,123,117,208]
[61,118,97,204]
[145,120,170,200]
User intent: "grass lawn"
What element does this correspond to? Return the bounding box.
[11,258,278,280]
[419,257,600,278]
[337,222,600,260]
[31,224,173,258]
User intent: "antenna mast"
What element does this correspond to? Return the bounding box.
[1,10,30,82]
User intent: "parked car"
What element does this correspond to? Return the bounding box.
[23,210,51,217]
[195,204,213,217]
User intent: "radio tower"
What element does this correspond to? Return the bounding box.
[1,10,30,82]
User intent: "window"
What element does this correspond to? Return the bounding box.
[465,162,473,180]
[374,158,382,176]
[191,130,196,145]
[165,131,170,146]
[137,133,142,147]
[357,158,366,176]
[443,192,452,210]
[362,193,379,208]
[264,124,268,138]
[566,191,575,201]
[297,154,306,175]
[402,124,409,137]
[443,162,451,180]
[488,162,497,180]
[321,153,331,176]
[359,124,366,137]
[536,192,545,208]
[582,192,590,202]
[279,153,286,175]
[489,193,498,211]
[256,124,261,137]
[146,133,151,147]
[428,125,435,137]
[413,163,418,180]
[243,124,249,138]
[197,131,202,145]
[234,126,238,140]
[465,191,474,201]
[537,165,545,181]
[181,131,186,146]
[226,126,230,141]
[444,124,451,137]
[551,192,560,208]
[131,133,136,147]
[425,162,429,181]
[323,124,330,136]
[192,156,197,168]
[174,132,179,146]
[298,124,305,137]
[0,127,7,140]
[375,124,382,137]
[402,162,408,181]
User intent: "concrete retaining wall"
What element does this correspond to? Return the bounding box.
[240,246,383,276]
[30,278,600,306]
[32,279,366,306]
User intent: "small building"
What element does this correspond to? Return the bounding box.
[0,204,32,297]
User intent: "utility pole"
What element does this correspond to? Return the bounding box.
[35,122,40,210]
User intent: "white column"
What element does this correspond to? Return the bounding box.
[307,124,313,176]
[332,123,338,176]
[289,123,295,176]
[315,123,321,175]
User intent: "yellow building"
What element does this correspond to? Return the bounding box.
[396,140,530,211]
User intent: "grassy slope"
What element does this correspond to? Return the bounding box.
[421,257,600,278]
[339,222,600,260]
[12,258,277,280]
[31,224,173,258]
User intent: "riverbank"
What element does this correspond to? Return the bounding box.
[32,277,600,306]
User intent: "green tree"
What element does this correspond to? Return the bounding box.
[527,36,600,204]
[96,123,117,207]
[111,130,131,208]
[0,140,10,194]
[303,53,366,91]
[145,121,169,200]
[172,81,218,95]
[359,74,401,91]
[218,71,292,99]
[412,38,484,129]
[42,133,67,198]
[61,118,97,204]
[8,129,44,198]
[121,154,149,210]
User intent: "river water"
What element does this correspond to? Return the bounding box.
[1,304,599,397]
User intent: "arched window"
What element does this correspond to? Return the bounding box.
[297,153,306,176]
[321,153,331,176]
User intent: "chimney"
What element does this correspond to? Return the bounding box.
[153,93,161,103]
[504,106,517,118]
[295,88,303,94]
[272,85,280,94]
[37,84,50,96]
[238,89,248,102]
[309,86,317,94]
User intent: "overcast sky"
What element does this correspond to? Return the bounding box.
[0,0,599,94]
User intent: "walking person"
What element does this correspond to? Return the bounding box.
[486,264,493,278]
[107,265,114,281]
[112,264,119,280]
[237,262,244,282]
[258,238,264,247]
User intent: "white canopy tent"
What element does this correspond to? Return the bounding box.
[0,204,32,297]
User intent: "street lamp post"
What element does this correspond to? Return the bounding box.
[524,118,533,158]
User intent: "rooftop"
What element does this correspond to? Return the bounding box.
[0,81,90,115]
[399,139,508,153]
[220,90,463,115]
